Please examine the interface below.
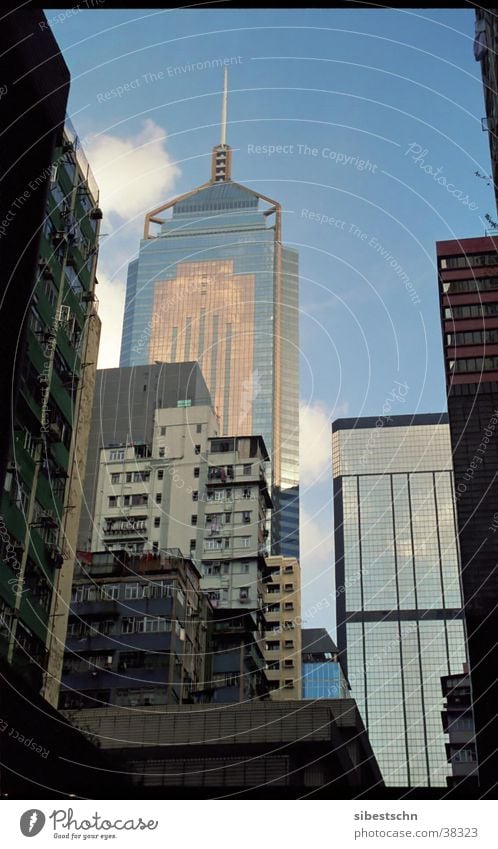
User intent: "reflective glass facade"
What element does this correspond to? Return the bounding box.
[333,414,467,787]
[119,172,299,557]
[302,662,349,699]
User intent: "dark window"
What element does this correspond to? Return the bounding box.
[192,491,198,501]
[157,470,164,480]
[194,445,201,455]
[194,467,200,478]
[156,493,162,504]
[191,515,197,525]
[154,517,160,528]
[196,423,202,433]
[126,472,132,483]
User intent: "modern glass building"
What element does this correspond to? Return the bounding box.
[301,628,349,699]
[119,81,299,557]
[332,414,467,788]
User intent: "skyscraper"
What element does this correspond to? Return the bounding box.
[119,73,299,558]
[332,414,467,787]
[437,235,498,791]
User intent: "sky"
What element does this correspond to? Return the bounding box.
[46,6,495,637]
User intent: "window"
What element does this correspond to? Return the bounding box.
[111,473,120,485]
[109,449,124,461]
[134,471,150,482]
[108,495,118,507]
[160,426,166,436]
[239,587,249,601]
[156,493,162,504]
[159,447,165,458]
[157,469,164,480]
[243,464,251,474]
[191,515,197,525]
[284,583,294,591]
[194,445,201,455]
[243,511,251,523]
[154,517,160,528]
[126,473,132,483]
[284,640,294,649]
[194,467,200,478]
[284,659,294,668]
[192,491,198,501]
[284,680,294,688]
[235,536,251,549]
[243,488,251,499]
[196,423,202,433]
[284,602,294,610]
[123,495,130,506]
[453,748,477,763]
[190,539,196,551]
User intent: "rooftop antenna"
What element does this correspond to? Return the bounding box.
[220,67,228,146]
[211,69,232,182]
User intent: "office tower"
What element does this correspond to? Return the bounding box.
[0,9,70,494]
[474,9,498,213]
[437,235,498,791]
[301,628,349,699]
[78,361,212,550]
[441,667,478,789]
[60,549,211,709]
[118,75,299,557]
[0,118,101,706]
[332,414,467,788]
[263,556,302,699]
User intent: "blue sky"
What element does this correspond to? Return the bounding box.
[47,7,495,636]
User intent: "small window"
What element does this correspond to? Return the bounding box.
[156,493,162,504]
[157,470,164,480]
[190,539,196,551]
[152,541,159,553]
[108,495,117,507]
[196,423,202,433]
[123,495,130,506]
[243,488,251,499]
[111,473,120,484]
[194,445,201,455]
[284,659,294,668]
[194,467,200,478]
[243,464,251,474]
[191,515,197,525]
[284,679,294,688]
[160,426,166,436]
[126,472,132,483]
[192,491,198,502]
[154,517,160,528]
[159,447,165,458]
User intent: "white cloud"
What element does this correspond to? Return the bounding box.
[300,504,333,567]
[299,399,349,486]
[85,119,180,222]
[94,270,126,369]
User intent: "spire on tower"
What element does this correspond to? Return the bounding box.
[220,67,228,146]
[211,70,232,183]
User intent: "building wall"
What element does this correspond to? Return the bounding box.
[333,415,467,787]
[263,555,302,699]
[0,121,101,703]
[437,236,498,789]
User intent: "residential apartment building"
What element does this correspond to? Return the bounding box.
[0,118,101,706]
[263,556,302,699]
[60,548,210,709]
[333,414,467,787]
[437,235,498,790]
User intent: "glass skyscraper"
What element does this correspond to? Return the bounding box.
[332,414,467,787]
[119,84,299,557]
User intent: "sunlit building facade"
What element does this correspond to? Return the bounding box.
[119,90,299,558]
[332,414,467,788]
